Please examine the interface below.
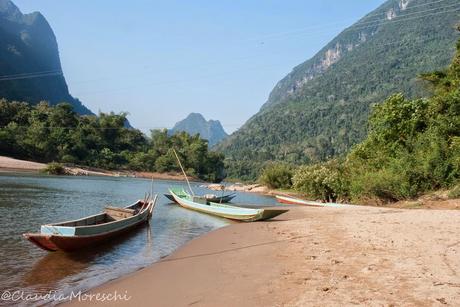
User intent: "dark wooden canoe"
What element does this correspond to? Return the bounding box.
[164,192,236,204]
[23,196,157,252]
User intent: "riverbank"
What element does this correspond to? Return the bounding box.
[0,156,195,181]
[67,205,460,306]
[207,182,273,194]
[207,183,460,210]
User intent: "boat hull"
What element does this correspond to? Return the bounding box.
[276,195,313,205]
[24,218,149,252]
[170,189,287,222]
[164,194,176,202]
[276,195,347,207]
[164,193,236,204]
[23,198,156,252]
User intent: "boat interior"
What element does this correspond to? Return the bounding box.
[192,196,210,205]
[52,201,145,227]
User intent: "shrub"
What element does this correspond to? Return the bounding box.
[61,154,78,164]
[293,159,349,202]
[259,163,294,189]
[43,162,67,175]
[349,168,412,202]
[448,184,460,199]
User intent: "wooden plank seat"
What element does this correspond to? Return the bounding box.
[105,206,136,220]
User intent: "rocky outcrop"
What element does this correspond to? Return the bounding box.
[0,0,92,114]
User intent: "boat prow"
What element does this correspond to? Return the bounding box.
[258,208,289,221]
[23,233,58,251]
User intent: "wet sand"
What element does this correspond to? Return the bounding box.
[66,205,460,306]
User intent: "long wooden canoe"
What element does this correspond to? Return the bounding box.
[164,191,236,204]
[275,195,347,207]
[23,196,157,252]
[170,188,287,222]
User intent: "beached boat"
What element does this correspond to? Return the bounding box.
[275,195,346,207]
[170,188,287,222]
[164,191,236,204]
[23,196,157,252]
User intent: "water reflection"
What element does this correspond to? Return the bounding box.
[23,225,153,289]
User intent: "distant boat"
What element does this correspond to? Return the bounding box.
[276,195,346,207]
[164,191,236,204]
[23,196,157,252]
[170,188,287,222]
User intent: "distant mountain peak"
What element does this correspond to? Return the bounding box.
[0,0,92,115]
[0,0,22,20]
[0,0,18,12]
[0,0,43,25]
[170,113,228,147]
[186,112,206,121]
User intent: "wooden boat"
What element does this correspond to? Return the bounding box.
[275,195,346,207]
[164,191,236,204]
[170,188,287,222]
[23,196,157,252]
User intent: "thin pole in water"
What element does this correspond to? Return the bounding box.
[220,183,225,203]
[150,175,154,201]
[172,148,195,197]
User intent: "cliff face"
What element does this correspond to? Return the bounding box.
[0,0,92,114]
[263,0,417,110]
[170,113,228,147]
[219,0,460,168]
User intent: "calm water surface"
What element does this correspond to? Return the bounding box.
[0,173,277,305]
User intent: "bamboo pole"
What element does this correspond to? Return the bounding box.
[172,148,195,197]
[150,175,154,201]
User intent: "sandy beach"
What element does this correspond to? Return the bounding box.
[66,205,460,306]
[0,156,46,172]
[0,156,195,181]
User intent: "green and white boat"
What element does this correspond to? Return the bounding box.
[169,188,288,222]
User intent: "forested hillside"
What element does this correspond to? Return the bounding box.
[218,0,460,180]
[0,100,225,182]
[291,38,460,202]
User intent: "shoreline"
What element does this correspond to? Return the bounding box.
[0,156,197,182]
[6,155,457,210]
[206,183,460,210]
[66,205,460,306]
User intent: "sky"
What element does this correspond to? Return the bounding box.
[14,0,385,134]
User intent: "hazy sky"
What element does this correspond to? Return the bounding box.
[14,0,384,133]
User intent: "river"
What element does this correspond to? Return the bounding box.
[0,172,277,305]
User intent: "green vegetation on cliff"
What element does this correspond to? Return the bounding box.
[345,42,460,201]
[288,39,460,202]
[219,0,460,179]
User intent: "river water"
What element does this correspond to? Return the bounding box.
[0,173,277,305]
